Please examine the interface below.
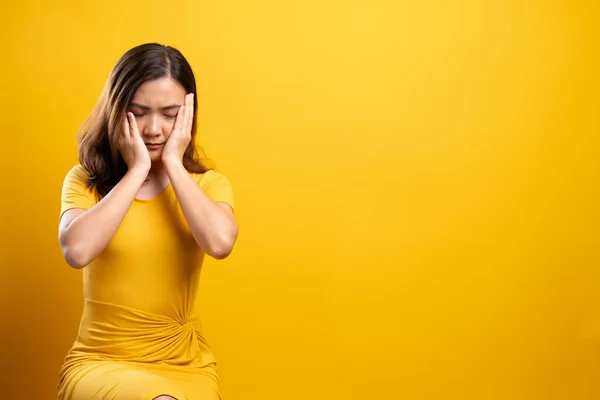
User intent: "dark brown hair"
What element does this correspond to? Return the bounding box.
[77,43,211,197]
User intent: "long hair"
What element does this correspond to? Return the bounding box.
[77,43,210,197]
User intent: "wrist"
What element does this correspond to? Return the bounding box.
[126,165,150,181]
[162,157,184,170]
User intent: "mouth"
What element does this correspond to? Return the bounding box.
[145,143,164,149]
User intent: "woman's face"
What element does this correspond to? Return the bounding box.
[127,77,188,161]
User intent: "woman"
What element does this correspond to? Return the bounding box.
[57,43,239,400]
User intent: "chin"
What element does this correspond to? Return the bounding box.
[149,153,163,163]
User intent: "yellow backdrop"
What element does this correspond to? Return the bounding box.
[1,0,599,399]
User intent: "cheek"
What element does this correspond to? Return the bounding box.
[163,118,177,132]
[133,117,145,131]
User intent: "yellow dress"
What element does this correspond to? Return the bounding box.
[57,165,234,400]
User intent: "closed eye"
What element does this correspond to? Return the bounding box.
[131,113,177,119]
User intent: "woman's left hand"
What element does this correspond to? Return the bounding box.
[162,93,194,165]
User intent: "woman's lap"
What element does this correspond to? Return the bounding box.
[59,360,219,400]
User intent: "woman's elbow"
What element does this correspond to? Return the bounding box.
[62,246,91,269]
[206,229,238,260]
[210,248,232,260]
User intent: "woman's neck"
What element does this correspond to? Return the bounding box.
[145,161,169,184]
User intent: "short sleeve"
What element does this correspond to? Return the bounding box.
[196,170,234,210]
[60,165,98,218]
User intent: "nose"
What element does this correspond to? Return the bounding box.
[143,114,160,136]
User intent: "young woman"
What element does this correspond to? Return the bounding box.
[57,43,239,400]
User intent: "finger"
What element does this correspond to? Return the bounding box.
[174,105,185,134]
[128,112,140,138]
[180,95,189,135]
[183,93,192,134]
[181,94,190,135]
[123,113,131,138]
[186,94,194,135]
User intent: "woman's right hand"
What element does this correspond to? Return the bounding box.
[119,112,151,173]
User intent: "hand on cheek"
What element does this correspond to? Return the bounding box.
[162,93,194,165]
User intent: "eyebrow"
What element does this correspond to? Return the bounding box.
[129,102,181,111]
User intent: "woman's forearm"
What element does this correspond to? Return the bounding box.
[60,167,148,268]
[165,160,238,259]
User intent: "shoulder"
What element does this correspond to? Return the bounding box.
[60,164,98,206]
[66,164,90,178]
[189,169,231,188]
[189,169,234,207]
[63,164,91,184]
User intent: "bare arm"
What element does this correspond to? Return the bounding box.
[165,160,239,259]
[59,112,151,269]
[59,167,147,269]
[160,93,238,259]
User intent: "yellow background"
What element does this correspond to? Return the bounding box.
[1,0,599,398]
